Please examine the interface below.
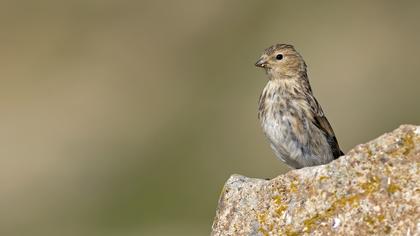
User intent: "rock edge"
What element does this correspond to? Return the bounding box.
[211,125,420,235]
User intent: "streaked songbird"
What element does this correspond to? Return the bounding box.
[255,43,344,169]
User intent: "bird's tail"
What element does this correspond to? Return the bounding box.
[334,150,345,159]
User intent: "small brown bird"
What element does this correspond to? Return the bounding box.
[255,44,344,169]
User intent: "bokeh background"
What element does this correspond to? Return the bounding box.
[1,1,419,235]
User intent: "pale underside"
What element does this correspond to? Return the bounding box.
[259,81,334,169]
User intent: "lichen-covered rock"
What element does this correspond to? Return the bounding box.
[211,125,420,236]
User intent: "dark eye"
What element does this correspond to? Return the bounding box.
[276,54,283,60]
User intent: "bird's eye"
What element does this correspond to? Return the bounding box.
[276,54,283,60]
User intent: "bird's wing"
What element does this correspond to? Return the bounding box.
[310,98,344,159]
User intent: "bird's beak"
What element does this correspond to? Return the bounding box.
[255,57,267,68]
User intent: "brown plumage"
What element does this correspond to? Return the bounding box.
[255,44,344,169]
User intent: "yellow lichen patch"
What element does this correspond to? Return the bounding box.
[365,146,373,157]
[257,212,267,225]
[258,227,269,236]
[303,213,321,233]
[268,223,274,231]
[285,230,299,236]
[273,195,288,216]
[387,183,401,193]
[318,175,329,181]
[273,195,282,205]
[301,194,360,233]
[402,133,415,155]
[275,205,288,216]
[289,182,298,193]
[284,225,299,236]
[355,172,363,177]
[364,215,375,225]
[257,212,269,236]
[384,165,392,175]
[333,195,360,208]
[386,132,415,156]
[360,176,380,194]
[363,214,390,233]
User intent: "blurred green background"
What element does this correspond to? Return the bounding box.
[1,1,419,235]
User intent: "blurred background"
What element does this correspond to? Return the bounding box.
[1,0,419,235]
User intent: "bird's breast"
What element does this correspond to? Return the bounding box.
[259,91,303,140]
[258,83,317,153]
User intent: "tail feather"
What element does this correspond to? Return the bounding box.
[334,150,345,159]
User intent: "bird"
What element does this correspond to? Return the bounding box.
[255,43,344,169]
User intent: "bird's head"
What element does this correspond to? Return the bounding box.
[255,44,307,79]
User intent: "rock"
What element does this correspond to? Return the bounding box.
[211,125,420,235]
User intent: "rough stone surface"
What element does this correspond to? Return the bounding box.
[211,125,420,236]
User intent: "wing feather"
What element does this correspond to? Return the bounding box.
[310,98,344,159]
